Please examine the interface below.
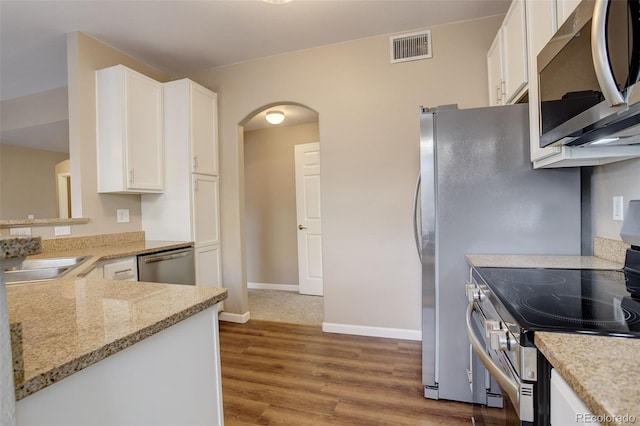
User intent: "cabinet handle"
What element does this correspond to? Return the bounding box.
[194,179,199,192]
[193,155,198,171]
[501,80,506,102]
[496,85,502,103]
[129,170,134,184]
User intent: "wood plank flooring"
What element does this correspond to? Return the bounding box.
[219,320,519,425]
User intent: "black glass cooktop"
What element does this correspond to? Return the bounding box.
[474,267,640,337]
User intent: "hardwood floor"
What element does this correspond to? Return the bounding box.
[219,320,519,425]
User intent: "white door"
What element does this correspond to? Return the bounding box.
[294,142,323,296]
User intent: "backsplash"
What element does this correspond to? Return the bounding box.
[593,236,629,264]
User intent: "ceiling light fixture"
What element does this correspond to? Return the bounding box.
[265,111,285,125]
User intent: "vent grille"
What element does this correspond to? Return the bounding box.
[390,30,432,63]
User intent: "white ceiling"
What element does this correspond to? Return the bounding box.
[0,0,511,102]
[0,0,509,148]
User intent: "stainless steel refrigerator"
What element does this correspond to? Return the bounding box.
[414,104,581,405]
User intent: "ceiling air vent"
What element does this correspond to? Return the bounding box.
[390,30,432,64]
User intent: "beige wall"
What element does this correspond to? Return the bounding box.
[591,158,640,240]
[244,122,320,286]
[65,32,170,237]
[190,16,502,330]
[0,144,69,219]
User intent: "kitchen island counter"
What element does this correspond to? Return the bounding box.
[536,332,640,426]
[5,234,227,425]
[8,277,226,400]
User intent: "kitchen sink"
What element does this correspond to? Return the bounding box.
[5,267,71,284]
[4,256,90,284]
[18,256,89,270]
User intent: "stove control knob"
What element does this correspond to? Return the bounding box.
[465,284,485,302]
[489,329,516,352]
[484,320,501,338]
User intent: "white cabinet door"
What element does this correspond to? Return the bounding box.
[102,257,138,281]
[192,175,220,245]
[195,244,221,287]
[556,0,581,28]
[487,0,528,105]
[502,0,528,103]
[527,0,556,58]
[191,84,218,176]
[550,369,599,425]
[96,65,164,194]
[487,32,504,106]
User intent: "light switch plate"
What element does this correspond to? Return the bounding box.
[54,226,71,236]
[117,209,130,223]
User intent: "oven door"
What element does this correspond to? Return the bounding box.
[538,0,640,147]
[466,302,535,423]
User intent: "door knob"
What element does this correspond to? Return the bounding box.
[298,225,307,230]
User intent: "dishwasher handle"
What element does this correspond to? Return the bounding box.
[142,250,192,264]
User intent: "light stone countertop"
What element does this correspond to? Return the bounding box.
[465,254,623,270]
[5,240,227,400]
[536,332,640,426]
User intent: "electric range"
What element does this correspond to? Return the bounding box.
[465,248,640,425]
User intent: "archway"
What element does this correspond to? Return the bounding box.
[240,102,324,325]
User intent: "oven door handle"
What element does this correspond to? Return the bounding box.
[465,302,520,412]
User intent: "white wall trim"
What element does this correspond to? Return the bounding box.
[247,282,299,292]
[322,322,421,341]
[218,311,250,323]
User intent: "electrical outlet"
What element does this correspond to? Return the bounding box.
[613,196,624,221]
[10,227,32,236]
[117,209,130,223]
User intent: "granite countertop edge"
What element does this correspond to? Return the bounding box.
[8,239,227,400]
[14,290,226,400]
[465,254,623,270]
[536,332,640,426]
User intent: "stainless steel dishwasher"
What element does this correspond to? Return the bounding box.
[137,247,195,285]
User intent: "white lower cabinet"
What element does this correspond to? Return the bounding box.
[85,256,138,281]
[550,369,600,425]
[195,244,221,287]
[16,308,223,426]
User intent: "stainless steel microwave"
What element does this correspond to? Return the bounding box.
[538,0,640,148]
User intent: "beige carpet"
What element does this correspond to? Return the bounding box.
[248,289,323,326]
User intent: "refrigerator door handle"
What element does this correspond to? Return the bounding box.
[413,173,422,260]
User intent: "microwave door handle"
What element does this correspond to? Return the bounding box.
[592,0,626,106]
[626,1,640,88]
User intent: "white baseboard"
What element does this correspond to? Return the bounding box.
[247,282,299,292]
[219,311,250,323]
[322,322,421,341]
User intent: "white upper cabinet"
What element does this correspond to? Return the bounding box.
[96,65,164,193]
[528,0,556,57]
[487,0,528,105]
[487,33,504,106]
[502,0,528,103]
[556,0,581,28]
[190,84,219,176]
[141,79,220,245]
